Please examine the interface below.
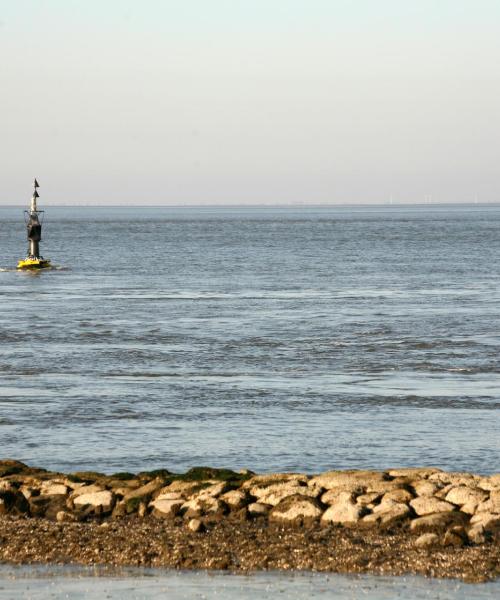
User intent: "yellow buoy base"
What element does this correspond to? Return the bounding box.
[17,257,52,270]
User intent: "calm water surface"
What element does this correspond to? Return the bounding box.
[1,566,499,600]
[0,205,499,474]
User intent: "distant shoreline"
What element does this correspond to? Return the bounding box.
[0,460,499,582]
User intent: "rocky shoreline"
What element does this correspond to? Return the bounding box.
[0,460,499,582]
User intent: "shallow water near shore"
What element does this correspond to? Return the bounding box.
[1,205,500,474]
[1,566,499,600]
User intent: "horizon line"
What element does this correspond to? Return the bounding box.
[1,201,499,208]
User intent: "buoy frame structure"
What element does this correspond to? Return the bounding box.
[17,179,51,270]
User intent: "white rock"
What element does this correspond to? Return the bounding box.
[150,498,184,518]
[309,470,386,491]
[40,482,69,496]
[363,503,411,526]
[428,472,480,487]
[415,533,439,548]
[321,497,364,524]
[56,510,78,523]
[242,474,308,490]
[187,518,204,533]
[477,474,500,491]
[469,512,500,530]
[155,491,184,501]
[71,484,105,498]
[409,496,456,516]
[257,483,318,506]
[356,492,382,506]
[193,482,229,499]
[468,525,487,545]
[412,481,440,497]
[181,497,221,514]
[382,489,413,504]
[73,490,114,512]
[270,498,322,523]
[387,467,442,478]
[220,489,247,509]
[445,486,488,507]
[247,502,269,516]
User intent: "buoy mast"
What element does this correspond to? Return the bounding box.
[26,178,43,258]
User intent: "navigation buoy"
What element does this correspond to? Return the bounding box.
[17,179,51,270]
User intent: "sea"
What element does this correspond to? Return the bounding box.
[1,204,499,598]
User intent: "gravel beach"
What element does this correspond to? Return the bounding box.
[0,460,499,582]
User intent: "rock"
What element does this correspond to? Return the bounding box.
[410,497,456,516]
[443,530,464,547]
[309,470,387,491]
[366,480,409,494]
[445,486,488,507]
[475,490,500,514]
[249,481,317,506]
[187,518,204,533]
[468,524,487,545]
[321,489,360,505]
[269,495,323,525]
[193,482,230,499]
[469,512,500,531]
[28,494,66,519]
[123,478,165,501]
[362,503,411,527]
[0,490,30,515]
[150,498,184,519]
[155,480,208,498]
[356,492,381,506]
[415,533,439,548]
[73,490,114,513]
[428,472,480,487]
[154,491,183,501]
[71,484,105,498]
[412,481,440,497]
[477,474,500,491]
[20,486,38,500]
[56,510,78,523]
[242,474,308,490]
[220,489,248,510]
[181,497,223,517]
[40,481,69,496]
[372,498,408,514]
[321,494,365,525]
[247,502,270,517]
[111,500,127,519]
[382,489,413,504]
[0,481,15,492]
[410,511,468,533]
[461,501,480,515]
[388,467,442,478]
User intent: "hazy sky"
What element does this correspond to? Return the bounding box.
[1,0,500,205]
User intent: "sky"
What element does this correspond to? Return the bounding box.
[1,0,500,205]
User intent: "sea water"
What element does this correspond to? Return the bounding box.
[0,205,499,475]
[1,566,500,600]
